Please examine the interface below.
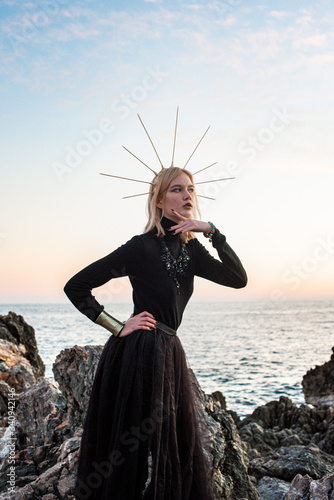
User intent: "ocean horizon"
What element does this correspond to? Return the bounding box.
[1,298,333,418]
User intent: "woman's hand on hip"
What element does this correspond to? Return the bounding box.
[169,210,212,235]
[119,311,157,337]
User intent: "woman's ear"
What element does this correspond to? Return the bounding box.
[156,197,163,209]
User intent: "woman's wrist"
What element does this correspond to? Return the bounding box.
[203,221,216,242]
[95,310,124,337]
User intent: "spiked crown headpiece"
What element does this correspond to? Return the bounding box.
[100,107,234,200]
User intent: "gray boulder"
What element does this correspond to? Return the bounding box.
[16,377,68,448]
[0,312,45,416]
[249,444,334,482]
[0,312,45,378]
[257,476,290,500]
[303,347,334,407]
[190,373,259,499]
[284,472,334,499]
[53,344,103,427]
[1,340,259,499]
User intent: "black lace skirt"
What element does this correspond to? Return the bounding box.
[74,327,215,500]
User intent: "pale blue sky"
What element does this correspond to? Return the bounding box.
[1,0,333,302]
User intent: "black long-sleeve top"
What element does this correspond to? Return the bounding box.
[64,217,247,330]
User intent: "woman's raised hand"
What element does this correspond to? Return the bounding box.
[169,210,212,235]
[119,311,157,337]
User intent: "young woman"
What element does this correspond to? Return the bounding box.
[64,166,247,500]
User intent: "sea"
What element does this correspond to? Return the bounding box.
[0,299,333,419]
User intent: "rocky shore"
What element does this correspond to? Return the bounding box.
[1,312,334,499]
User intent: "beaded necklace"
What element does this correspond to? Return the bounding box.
[160,239,190,294]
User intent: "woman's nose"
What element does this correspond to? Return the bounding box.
[183,190,192,199]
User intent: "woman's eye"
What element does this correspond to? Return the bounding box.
[172,188,181,192]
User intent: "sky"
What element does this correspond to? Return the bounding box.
[0,0,333,304]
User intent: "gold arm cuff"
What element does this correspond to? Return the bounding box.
[95,310,124,337]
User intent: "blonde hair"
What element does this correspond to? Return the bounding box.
[144,167,200,243]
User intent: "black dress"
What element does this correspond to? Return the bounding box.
[64,216,247,500]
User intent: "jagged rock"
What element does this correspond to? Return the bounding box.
[284,473,312,499]
[193,371,259,499]
[53,344,103,427]
[15,377,68,449]
[0,340,36,408]
[319,420,334,454]
[0,312,45,416]
[309,473,334,498]
[257,476,290,499]
[0,378,71,495]
[284,472,334,499]
[0,340,260,500]
[303,348,334,407]
[0,444,79,499]
[238,396,334,459]
[0,312,45,378]
[249,444,334,482]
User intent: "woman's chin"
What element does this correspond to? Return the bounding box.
[181,209,193,218]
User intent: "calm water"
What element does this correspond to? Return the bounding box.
[0,300,333,418]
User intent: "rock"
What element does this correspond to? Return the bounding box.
[309,473,334,498]
[0,313,260,500]
[15,377,68,448]
[191,369,259,499]
[0,431,80,499]
[284,473,312,499]
[211,390,227,411]
[0,340,36,411]
[0,340,35,385]
[284,472,334,499]
[257,476,290,499]
[0,312,44,378]
[0,312,45,417]
[249,444,334,482]
[53,344,103,427]
[303,348,334,407]
[0,454,79,499]
[319,420,334,454]
[238,396,334,458]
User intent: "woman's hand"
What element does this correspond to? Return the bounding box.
[119,311,157,337]
[169,210,212,235]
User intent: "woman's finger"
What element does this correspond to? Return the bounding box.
[170,209,187,221]
[137,311,155,319]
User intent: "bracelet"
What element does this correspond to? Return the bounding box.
[95,310,124,337]
[203,221,216,242]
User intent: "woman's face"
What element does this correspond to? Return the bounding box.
[157,172,195,222]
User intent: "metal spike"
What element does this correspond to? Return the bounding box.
[123,192,215,200]
[197,194,216,200]
[137,113,164,170]
[122,192,150,199]
[171,106,179,167]
[122,146,157,175]
[195,177,235,185]
[192,162,218,175]
[183,126,210,169]
[99,173,152,185]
